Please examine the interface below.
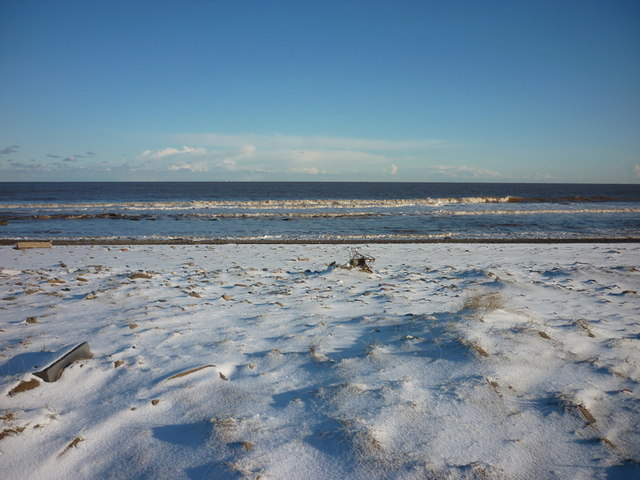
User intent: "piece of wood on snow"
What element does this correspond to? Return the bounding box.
[15,241,53,249]
[33,342,93,382]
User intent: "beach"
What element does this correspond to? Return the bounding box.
[1,242,639,479]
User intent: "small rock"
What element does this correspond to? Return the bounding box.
[25,317,38,324]
[151,399,160,406]
[222,294,234,301]
[189,292,202,298]
[114,360,125,368]
[84,293,97,300]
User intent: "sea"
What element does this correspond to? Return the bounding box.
[0,182,639,242]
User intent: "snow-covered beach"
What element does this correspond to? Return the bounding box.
[1,243,639,479]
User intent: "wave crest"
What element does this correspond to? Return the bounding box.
[0,196,549,210]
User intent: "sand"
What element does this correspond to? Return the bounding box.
[0,243,639,479]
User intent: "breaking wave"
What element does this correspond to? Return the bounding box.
[1,195,622,211]
[2,207,638,222]
[1,194,632,214]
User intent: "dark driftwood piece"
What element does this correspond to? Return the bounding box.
[34,342,93,382]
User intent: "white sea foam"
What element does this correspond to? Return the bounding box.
[4,207,638,221]
[439,207,640,216]
[0,196,519,210]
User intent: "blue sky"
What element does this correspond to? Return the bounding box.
[1,0,639,182]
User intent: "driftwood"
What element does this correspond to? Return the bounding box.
[15,241,53,250]
[348,250,375,273]
[165,364,216,381]
[34,342,93,382]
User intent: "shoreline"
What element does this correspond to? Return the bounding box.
[1,237,640,246]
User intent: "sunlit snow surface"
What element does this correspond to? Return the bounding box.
[1,243,639,479]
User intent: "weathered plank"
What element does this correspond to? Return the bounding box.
[15,241,53,250]
[16,242,53,250]
[34,342,93,382]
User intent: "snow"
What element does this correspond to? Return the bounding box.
[0,243,639,479]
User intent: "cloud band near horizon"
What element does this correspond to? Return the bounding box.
[133,133,450,178]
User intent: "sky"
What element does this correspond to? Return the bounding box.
[1,0,639,183]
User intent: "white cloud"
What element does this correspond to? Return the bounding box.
[291,167,322,175]
[164,144,269,175]
[129,134,452,179]
[529,172,553,181]
[431,164,502,179]
[175,133,446,152]
[635,164,640,178]
[155,133,452,179]
[219,144,256,169]
[139,145,206,160]
[168,162,209,173]
[285,149,389,165]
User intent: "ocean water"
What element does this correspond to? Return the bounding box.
[0,182,638,241]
